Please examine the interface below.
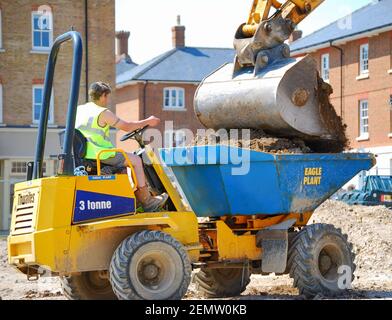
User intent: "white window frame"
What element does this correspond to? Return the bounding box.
[31,10,53,52]
[360,43,369,75]
[359,99,369,138]
[11,161,29,176]
[11,161,47,176]
[0,83,3,124]
[163,87,186,110]
[32,85,54,125]
[321,54,330,82]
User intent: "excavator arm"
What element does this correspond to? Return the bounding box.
[235,0,325,67]
[194,0,347,148]
[243,0,325,37]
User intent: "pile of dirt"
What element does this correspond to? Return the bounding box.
[307,77,349,153]
[312,200,392,277]
[192,129,313,154]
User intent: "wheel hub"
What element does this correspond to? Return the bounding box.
[318,244,344,281]
[143,264,160,280]
[319,254,332,273]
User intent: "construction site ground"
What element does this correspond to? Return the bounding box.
[1,200,391,300]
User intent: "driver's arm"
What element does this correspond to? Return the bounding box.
[99,109,160,131]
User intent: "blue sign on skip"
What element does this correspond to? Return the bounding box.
[74,190,135,223]
[88,176,116,181]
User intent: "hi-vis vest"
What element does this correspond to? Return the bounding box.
[75,102,115,160]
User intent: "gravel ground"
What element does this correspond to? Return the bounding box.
[1,201,391,300]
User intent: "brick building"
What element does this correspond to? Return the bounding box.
[115,18,234,151]
[291,0,392,186]
[0,0,116,231]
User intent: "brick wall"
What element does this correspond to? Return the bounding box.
[116,81,204,151]
[306,31,392,150]
[0,0,115,126]
[116,83,143,150]
[144,82,201,132]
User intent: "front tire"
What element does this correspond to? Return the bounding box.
[193,267,251,298]
[61,271,117,300]
[288,224,356,298]
[109,231,192,300]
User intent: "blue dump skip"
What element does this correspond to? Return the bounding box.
[160,146,376,217]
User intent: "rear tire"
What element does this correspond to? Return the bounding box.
[109,231,192,300]
[61,271,117,300]
[288,224,356,299]
[193,267,251,298]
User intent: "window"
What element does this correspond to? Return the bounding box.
[33,85,54,124]
[360,44,369,74]
[11,161,46,175]
[163,88,185,110]
[359,100,369,137]
[0,83,3,124]
[11,162,28,174]
[321,54,330,81]
[32,10,53,51]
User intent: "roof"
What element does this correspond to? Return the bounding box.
[116,47,235,85]
[116,57,138,77]
[291,0,392,53]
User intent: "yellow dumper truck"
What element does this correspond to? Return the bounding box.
[8,0,376,300]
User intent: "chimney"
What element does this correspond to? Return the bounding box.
[116,31,130,57]
[289,30,303,43]
[172,15,185,48]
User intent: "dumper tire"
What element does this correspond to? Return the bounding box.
[61,272,117,300]
[109,230,192,300]
[193,267,251,298]
[288,224,356,299]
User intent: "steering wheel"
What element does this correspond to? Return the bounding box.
[120,125,149,142]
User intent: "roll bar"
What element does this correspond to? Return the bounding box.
[32,31,83,180]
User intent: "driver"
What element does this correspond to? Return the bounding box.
[75,82,169,212]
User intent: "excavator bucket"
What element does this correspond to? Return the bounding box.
[194,54,346,148]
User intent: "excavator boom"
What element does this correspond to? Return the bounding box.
[243,0,324,38]
[236,0,325,67]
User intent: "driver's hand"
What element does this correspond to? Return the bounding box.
[146,116,161,127]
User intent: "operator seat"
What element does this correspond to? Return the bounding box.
[72,129,98,175]
[59,130,124,176]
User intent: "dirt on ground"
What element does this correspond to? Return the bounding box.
[1,200,391,300]
[187,200,392,300]
[0,238,63,300]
